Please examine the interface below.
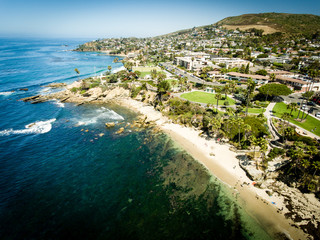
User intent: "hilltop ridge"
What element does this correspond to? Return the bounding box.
[215,12,320,36]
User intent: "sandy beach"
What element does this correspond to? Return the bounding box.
[33,85,319,239]
[119,98,311,240]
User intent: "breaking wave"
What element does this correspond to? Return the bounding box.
[76,107,124,126]
[0,119,56,136]
[0,91,15,96]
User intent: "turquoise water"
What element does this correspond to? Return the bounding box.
[0,38,273,239]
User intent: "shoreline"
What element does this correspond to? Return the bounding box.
[25,84,320,239]
[118,98,309,240]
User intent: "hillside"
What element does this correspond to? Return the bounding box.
[216,12,320,36]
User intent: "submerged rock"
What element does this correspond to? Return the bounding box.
[105,122,115,128]
[115,127,124,134]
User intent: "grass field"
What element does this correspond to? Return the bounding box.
[132,66,161,72]
[272,102,320,137]
[247,108,266,114]
[180,91,236,105]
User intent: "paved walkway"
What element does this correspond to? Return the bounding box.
[264,102,320,140]
[264,103,279,140]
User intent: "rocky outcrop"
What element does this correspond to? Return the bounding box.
[105,122,115,128]
[45,83,67,88]
[20,95,47,104]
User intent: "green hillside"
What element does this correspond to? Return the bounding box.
[216,12,320,36]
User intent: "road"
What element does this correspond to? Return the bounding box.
[160,62,221,87]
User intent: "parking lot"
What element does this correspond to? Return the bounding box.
[282,93,320,118]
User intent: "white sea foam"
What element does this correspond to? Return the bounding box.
[0,119,56,136]
[112,66,126,74]
[53,100,65,108]
[76,107,124,126]
[0,91,14,96]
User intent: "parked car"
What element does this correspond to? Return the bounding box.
[307,101,316,106]
[316,112,320,118]
[301,105,308,110]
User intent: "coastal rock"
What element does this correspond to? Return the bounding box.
[238,155,265,181]
[105,122,115,128]
[45,83,67,88]
[115,127,124,134]
[19,88,29,91]
[20,95,40,102]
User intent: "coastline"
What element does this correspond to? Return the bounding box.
[118,98,310,240]
[25,84,320,239]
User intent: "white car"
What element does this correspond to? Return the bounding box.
[316,112,320,118]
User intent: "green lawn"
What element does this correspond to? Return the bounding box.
[247,108,266,114]
[180,91,236,105]
[138,70,165,78]
[139,71,151,78]
[272,102,320,137]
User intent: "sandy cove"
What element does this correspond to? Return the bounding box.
[119,98,314,240]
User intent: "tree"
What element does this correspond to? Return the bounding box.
[108,65,112,72]
[258,83,292,98]
[258,138,269,168]
[215,93,222,113]
[74,68,80,81]
[235,118,244,147]
[287,102,298,116]
[269,73,276,82]
[209,118,221,136]
[157,80,171,102]
[157,72,167,82]
[243,124,252,141]
[151,69,158,80]
[223,85,230,100]
[245,78,256,116]
[249,135,259,168]
[281,112,291,127]
[297,91,314,120]
[255,69,268,76]
[113,57,119,63]
[245,63,250,74]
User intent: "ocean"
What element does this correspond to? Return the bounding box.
[0,38,273,239]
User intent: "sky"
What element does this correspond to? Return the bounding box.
[0,0,320,38]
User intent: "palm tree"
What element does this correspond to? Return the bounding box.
[243,124,251,141]
[249,135,259,168]
[74,68,80,81]
[209,118,221,136]
[287,102,298,116]
[258,138,269,169]
[108,65,112,73]
[223,84,230,100]
[235,118,244,147]
[226,107,235,117]
[245,78,256,116]
[297,91,314,120]
[281,112,291,127]
[113,57,119,63]
[215,93,222,113]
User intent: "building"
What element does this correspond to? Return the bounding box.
[211,57,254,69]
[226,72,269,84]
[275,76,320,92]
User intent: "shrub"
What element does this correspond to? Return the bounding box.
[71,87,78,93]
[268,147,285,160]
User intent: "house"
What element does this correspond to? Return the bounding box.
[226,72,269,84]
[211,57,253,69]
[274,76,320,92]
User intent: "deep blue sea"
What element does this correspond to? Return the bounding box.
[0,38,273,239]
